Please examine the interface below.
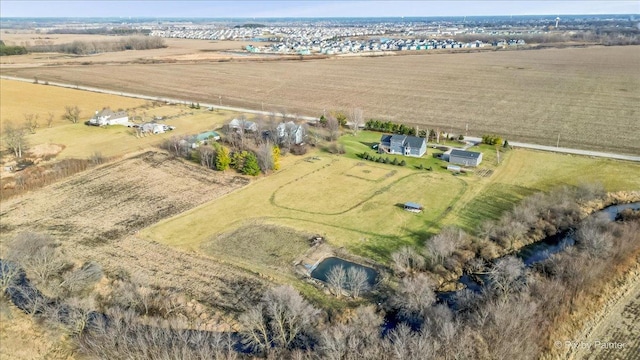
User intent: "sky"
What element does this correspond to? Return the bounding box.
[1,1,638,18]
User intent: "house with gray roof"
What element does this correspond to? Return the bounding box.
[449,149,483,167]
[229,118,257,132]
[277,121,305,145]
[379,134,427,157]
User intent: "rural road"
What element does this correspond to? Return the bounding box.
[3,75,640,162]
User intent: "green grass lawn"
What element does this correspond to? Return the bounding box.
[140,131,640,304]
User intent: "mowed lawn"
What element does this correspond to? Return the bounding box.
[1,79,243,158]
[141,154,465,262]
[447,149,640,232]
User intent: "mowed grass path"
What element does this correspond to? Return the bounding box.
[141,154,465,262]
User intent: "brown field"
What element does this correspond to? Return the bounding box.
[574,274,640,360]
[0,151,265,323]
[2,46,638,154]
[0,36,275,67]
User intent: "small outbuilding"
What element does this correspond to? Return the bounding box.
[403,202,423,213]
[447,165,461,172]
[449,149,483,167]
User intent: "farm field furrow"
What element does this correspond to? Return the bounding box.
[3,46,639,154]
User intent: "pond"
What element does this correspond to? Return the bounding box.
[310,257,378,287]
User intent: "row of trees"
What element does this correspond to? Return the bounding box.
[481,134,504,146]
[365,119,417,136]
[360,152,406,166]
[0,43,28,56]
[28,36,166,55]
[164,135,281,176]
[2,200,638,359]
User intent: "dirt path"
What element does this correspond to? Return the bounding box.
[571,266,640,360]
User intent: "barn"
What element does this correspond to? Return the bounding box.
[449,149,483,167]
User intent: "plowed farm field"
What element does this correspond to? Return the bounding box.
[0,151,264,319]
[3,46,639,154]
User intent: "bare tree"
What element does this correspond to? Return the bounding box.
[240,285,319,354]
[488,256,527,299]
[326,265,346,298]
[349,108,364,135]
[391,246,425,275]
[425,226,469,266]
[6,232,68,284]
[346,267,370,299]
[325,115,340,141]
[198,145,216,169]
[23,113,39,134]
[62,105,81,124]
[319,306,383,360]
[256,141,275,173]
[59,261,103,296]
[391,274,436,326]
[46,112,55,127]
[3,121,28,158]
[575,212,612,257]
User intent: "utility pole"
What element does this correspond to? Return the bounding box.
[556,133,560,148]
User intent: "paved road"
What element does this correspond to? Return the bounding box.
[1,75,320,123]
[463,136,640,162]
[3,75,639,162]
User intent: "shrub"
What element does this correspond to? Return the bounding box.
[399,160,406,166]
[290,144,308,155]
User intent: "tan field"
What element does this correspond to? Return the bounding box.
[0,35,275,67]
[0,151,265,324]
[2,46,638,154]
[0,79,242,159]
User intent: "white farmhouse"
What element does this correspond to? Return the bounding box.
[88,108,129,126]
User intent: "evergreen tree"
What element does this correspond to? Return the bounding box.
[242,152,261,176]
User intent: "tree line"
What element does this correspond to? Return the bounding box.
[27,36,166,55]
[2,200,638,359]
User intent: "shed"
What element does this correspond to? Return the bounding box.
[403,202,423,213]
[449,149,483,167]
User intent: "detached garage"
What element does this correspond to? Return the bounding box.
[449,149,483,167]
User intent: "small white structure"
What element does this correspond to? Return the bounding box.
[88,108,128,126]
[447,165,461,172]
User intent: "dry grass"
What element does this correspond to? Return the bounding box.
[0,79,240,159]
[0,36,274,67]
[0,79,146,128]
[141,153,465,263]
[0,301,74,359]
[2,46,638,153]
[445,148,640,232]
[0,151,265,322]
